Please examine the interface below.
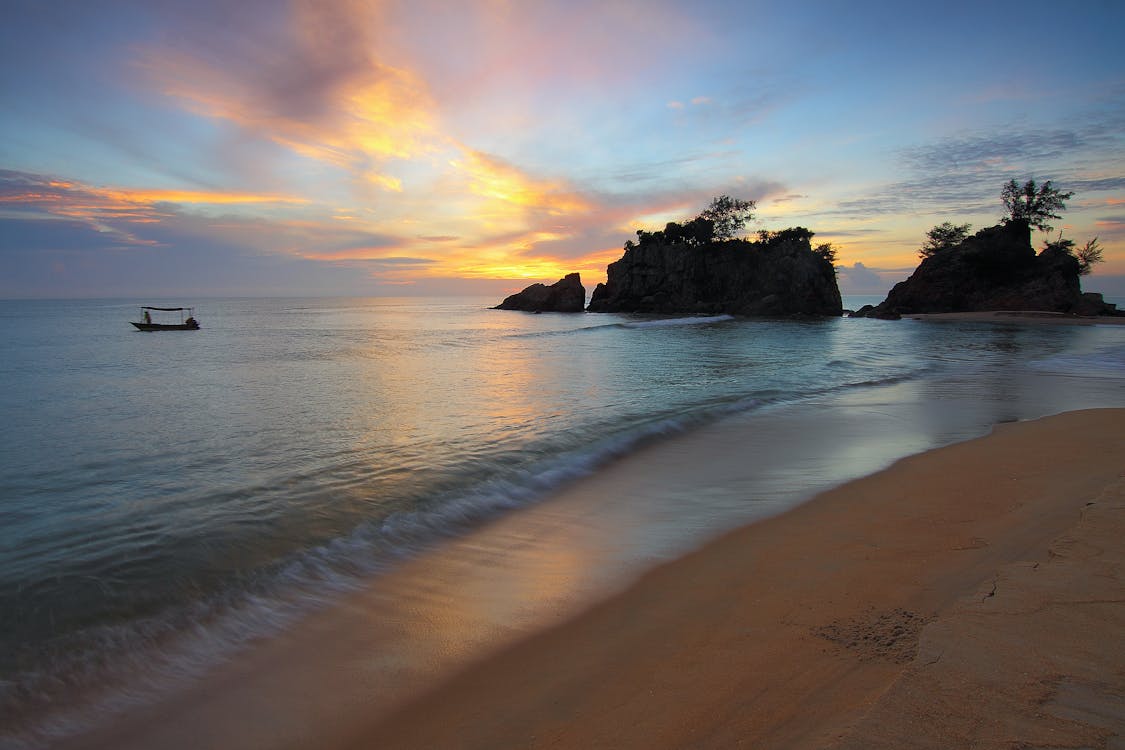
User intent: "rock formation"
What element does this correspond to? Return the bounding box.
[586,232,842,316]
[494,272,586,313]
[851,220,1119,318]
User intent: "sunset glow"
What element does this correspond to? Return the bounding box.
[2,1,1123,298]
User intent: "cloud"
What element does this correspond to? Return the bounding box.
[826,118,1125,222]
[1093,216,1125,239]
[0,168,421,293]
[138,0,441,189]
[298,251,437,266]
[0,165,616,291]
[0,218,131,253]
[817,228,887,238]
[768,193,807,205]
[98,0,804,290]
[450,149,594,218]
[663,80,794,139]
[837,262,907,295]
[900,129,1088,174]
[0,169,309,249]
[1067,178,1125,193]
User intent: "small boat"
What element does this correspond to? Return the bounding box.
[131,306,200,331]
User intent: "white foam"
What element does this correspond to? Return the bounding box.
[622,314,735,329]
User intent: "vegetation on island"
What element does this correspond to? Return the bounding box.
[700,195,756,240]
[1000,178,1073,232]
[918,179,1102,275]
[1044,234,1103,276]
[589,195,842,316]
[919,222,973,258]
[625,195,750,249]
[625,195,838,267]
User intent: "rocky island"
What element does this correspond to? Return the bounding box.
[493,197,842,317]
[493,272,586,313]
[493,183,1116,320]
[852,220,1117,319]
[586,226,841,317]
[853,180,1117,319]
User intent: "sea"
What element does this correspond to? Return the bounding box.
[1,296,1124,748]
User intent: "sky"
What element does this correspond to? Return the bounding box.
[2,0,1124,300]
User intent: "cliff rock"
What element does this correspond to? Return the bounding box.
[494,273,586,313]
[586,235,842,316]
[852,221,1115,317]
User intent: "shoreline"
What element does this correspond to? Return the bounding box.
[45,403,1125,750]
[339,408,1125,749]
[906,310,1125,325]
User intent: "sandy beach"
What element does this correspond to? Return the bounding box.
[336,408,1125,750]
[49,405,1125,750]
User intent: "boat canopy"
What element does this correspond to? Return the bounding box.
[141,306,192,311]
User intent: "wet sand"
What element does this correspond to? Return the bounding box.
[339,409,1125,749]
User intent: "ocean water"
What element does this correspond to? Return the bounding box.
[1,296,1124,747]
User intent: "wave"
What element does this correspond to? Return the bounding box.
[503,314,737,341]
[1028,343,1125,379]
[620,314,735,329]
[504,314,738,344]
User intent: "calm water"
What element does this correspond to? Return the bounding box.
[1,296,1124,747]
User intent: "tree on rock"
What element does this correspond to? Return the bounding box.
[919,222,972,258]
[814,242,838,274]
[1076,237,1104,275]
[700,195,755,240]
[1043,234,1104,276]
[1000,179,1073,232]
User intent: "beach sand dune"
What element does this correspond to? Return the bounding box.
[341,409,1124,749]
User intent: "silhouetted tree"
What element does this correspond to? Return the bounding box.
[1076,237,1103,276]
[757,227,815,245]
[815,242,839,277]
[919,222,972,258]
[631,216,715,249]
[700,195,755,240]
[682,216,715,245]
[633,228,665,247]
[1042,234,1075,254]
[1044,234,1104,276]
[1001,179,1073,232]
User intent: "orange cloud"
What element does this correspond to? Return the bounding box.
[421,227,621,286]
[9,183,303,219]
[129,1,635,284]
[2,171,308,247]
[94,188,307,205]
[299,247,420,262]
[140,0,438,193]
[450,149,594,217]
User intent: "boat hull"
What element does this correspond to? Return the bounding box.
[131,322,200,331]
